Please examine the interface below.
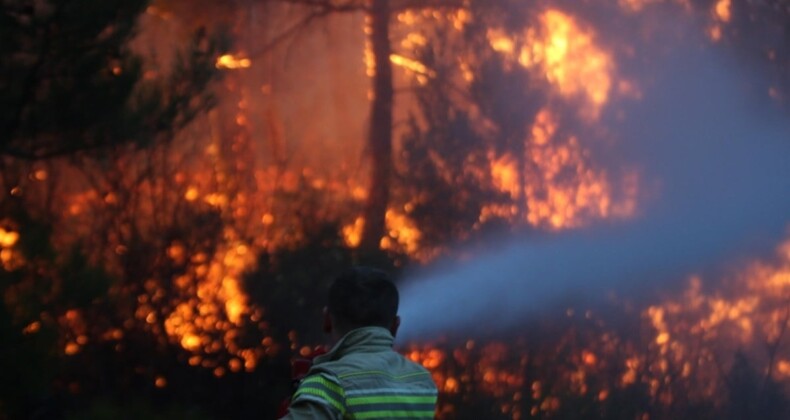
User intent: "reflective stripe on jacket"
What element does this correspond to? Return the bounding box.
[281,326,438,419]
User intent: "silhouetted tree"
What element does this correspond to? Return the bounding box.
[398,33,511,248]
[0,0,221,160]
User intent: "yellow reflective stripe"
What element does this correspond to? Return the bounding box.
[339,370,431,380]
[294,390,346,413]
[299,375,344,396]
[294,375,346,414]
[347,395,437,405]
[346,388,437,396]
[354,410,435,419]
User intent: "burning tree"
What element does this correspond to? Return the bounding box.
[252,0,477,254]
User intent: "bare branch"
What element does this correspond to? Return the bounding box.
[248,0,467,60]
[247,9,328,59]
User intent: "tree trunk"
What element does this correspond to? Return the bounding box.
[360,0,393,252]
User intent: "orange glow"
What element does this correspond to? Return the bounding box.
[261,213,275,225]
[65,342,80,355]
[489,10,615,119]
[486,108,636,229]
[708,25,723,42]
[0,225,23,269]
[714,0,731,22]
[180,332,201,351]
[706,0,732,42]
[363,16,375,78]
[582,350,597,366]
[164,240,254,351]
[342,217,365,248]
[475,7,633,243]
[531,10,612,117]
[381,209,422,256]
[23,321,41,335]
[445,377,460,393]
[184,186,199,201]
[488,29,515,55]
[400,32,427,49]
[390,54,435,78]
[0,228,20,248]
[778,360,790,378]
[216,54,251,69]
[490,154,520,198]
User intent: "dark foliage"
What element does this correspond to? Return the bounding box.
[0,0,224,160]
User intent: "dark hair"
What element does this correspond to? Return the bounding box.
[327,266,399,330]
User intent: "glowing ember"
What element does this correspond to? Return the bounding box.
[0,226,24,271]
[714,0,731,22]
[216,53,251,69]
[381,209,422,256]
[390,53,435,85]
[707,0,733,41]
[64,342,80,356]
[342,217,365,248]
[23,321,41,335]
[390,54,434,77]
[0,228,20,248]
[164,241,255,352]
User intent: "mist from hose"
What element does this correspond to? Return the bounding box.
[396,41,790,342]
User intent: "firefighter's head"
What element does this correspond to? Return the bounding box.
[324,266,400,338]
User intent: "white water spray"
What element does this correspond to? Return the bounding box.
[396,43,790,341]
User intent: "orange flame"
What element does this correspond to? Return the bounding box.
[488,9,615,119]
[216,53,252,69]
[486,109,637,229]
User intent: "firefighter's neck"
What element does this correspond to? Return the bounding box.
[323,311,400,342]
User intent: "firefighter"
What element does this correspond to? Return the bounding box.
[279,266,438,419]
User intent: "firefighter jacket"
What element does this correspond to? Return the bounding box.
[280,326,438,419]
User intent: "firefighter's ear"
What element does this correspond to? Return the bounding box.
[323,307,332,334]
[390,315,400,338]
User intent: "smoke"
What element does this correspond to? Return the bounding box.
[396,34,790,341]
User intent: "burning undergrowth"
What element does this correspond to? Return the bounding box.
[404,236,790,418]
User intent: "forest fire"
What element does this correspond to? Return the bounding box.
[2,0,790,418]
[402,236,790,418]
